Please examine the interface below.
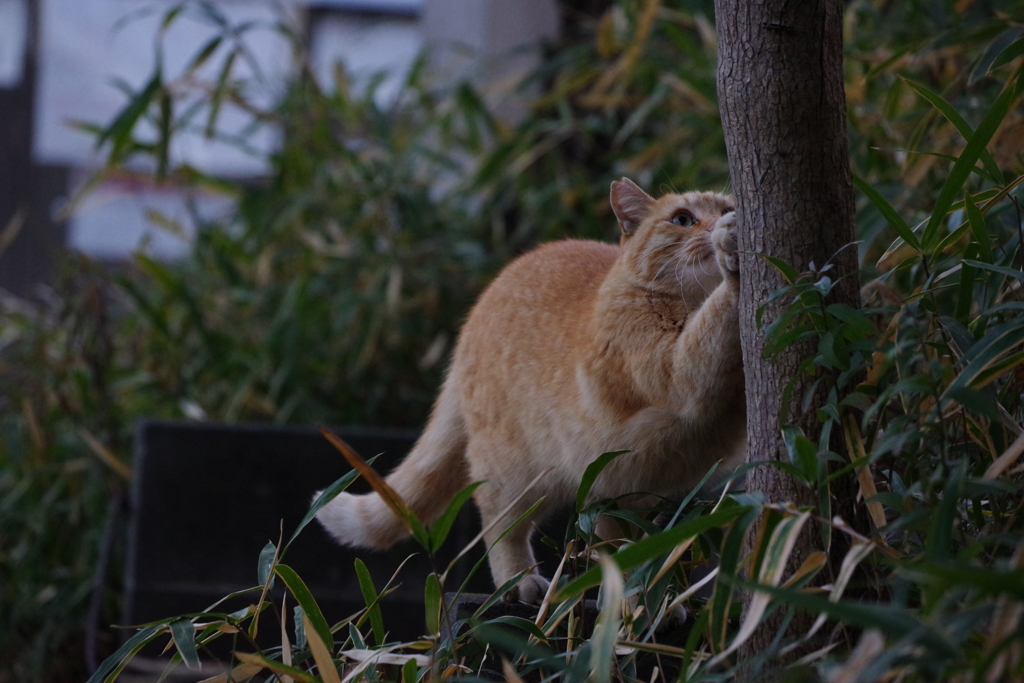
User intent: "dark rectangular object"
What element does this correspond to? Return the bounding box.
[125,420,489,642]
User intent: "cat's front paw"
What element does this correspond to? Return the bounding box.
[712,212,738,275]
[503,573,551,605]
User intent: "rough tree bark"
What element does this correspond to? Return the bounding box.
[713,0,864,657]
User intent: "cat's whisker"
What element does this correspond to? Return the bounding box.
[695,248,717,294]
[647,240,689,294]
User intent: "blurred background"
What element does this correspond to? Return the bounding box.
[2,0,1023,681]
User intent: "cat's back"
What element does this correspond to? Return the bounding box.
[454,239,618,373]
[467,239,617,332]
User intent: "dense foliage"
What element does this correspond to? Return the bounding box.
[2,0,1024,681]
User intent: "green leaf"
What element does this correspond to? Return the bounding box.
[472,569,533,618]
[945,317,1024,394]
[289,455,378,548]
[205,50,237,138]
[275,564,333,650]
[402,658,419,683]
[962,259,1024,283]
[86,626,162,683]
[964,193,994,263]
[852,174,921,250]
[782,426,818,484]
[159,5,184,31]
[156,89,172,179]
[956,245,980,322]
[186,35,223,74]
[97,71,162,160]
[590,556,623,683]
[902,562,1024,599]
[575,450,630,514]
[293,606,306,649]
[992,36,1024,72]
[681,604,710,673]
[354,559,385,646]
[486,615,549,641]
[169,619,200,670]
[818,329,849,371]
[430,481,484,553]
[470,622,566,672]
[555,505,751,600]
[927,465,964,561]
[424,573,442,636]
[757,254,800,283]
[970,27,1024,85]
[319,426,431,550]
[826,303,874,337]
[725,576,954,655]
[709,507,760,652]
[257,542,276,588]
[922,77,1021,251]
[903,79,1002,184]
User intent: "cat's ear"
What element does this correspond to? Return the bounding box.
[610,178,654,237]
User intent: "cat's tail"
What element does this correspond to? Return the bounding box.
[313,378,469,550]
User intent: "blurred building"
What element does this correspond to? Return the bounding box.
[0,0,558,296]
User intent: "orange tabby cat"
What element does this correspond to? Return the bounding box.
[315,179,745,603]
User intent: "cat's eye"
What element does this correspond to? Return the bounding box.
[723,208,735,215]
[670,212,695,227]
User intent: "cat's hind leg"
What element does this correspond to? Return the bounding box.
[468,442,551,604]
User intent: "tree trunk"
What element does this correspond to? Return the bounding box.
[713,0,862,658]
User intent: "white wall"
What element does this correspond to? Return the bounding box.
[39,0,559,260]
[34,0,291,176]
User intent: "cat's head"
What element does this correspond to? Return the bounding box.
[610,178,734,294]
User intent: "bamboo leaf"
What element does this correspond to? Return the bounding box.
[430,481,484,553]
[319,426,429,548]
[275,565,333,650]
[169,619,200,670]
[354,559,385,646]
[964,193,994,263]
[304,615,342,683]
[726,577,954,655]
[186,35,223,74]
[757,254,800,283]
[554,505,751,600]
[956,245,980,322]
[782,426,818,484]
[402,658,419,683]
[708,505,761,651]
[922,77,1021,251]
[486,615,549,641]
[589,555,624,683]
[926,464,964,561]
[970,27,1024,85]
[289,458,374,547]
[424,573,442,636]
[86,626,162,683]
[233,652,314,683]
[196,662,264,683]
[903,79,1002,184]
[575,450,630,513]
[945,317,1024,394]
[853,174,921,250]
[257,542,276,588]
[97,71,162,158]
[963,260,1024,282]
[708,509,812,667]
[992,36,1024,71]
